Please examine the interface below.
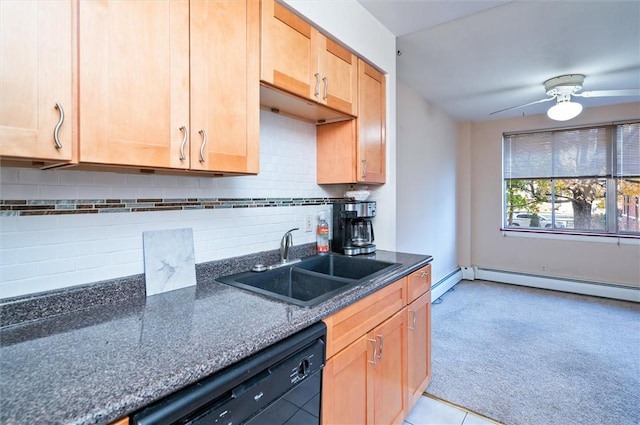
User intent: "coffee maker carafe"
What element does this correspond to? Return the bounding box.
[332,201,376,255]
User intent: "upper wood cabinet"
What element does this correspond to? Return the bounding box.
[0,0,75,164]
[189,0,259,174]
[260,0,357,116]
[79,0,258,174]
[357,60,386,183]
[317,59,386,184]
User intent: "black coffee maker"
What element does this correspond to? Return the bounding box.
[332,201,376,255]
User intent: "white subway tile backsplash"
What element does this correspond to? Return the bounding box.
[37,258,76,276]
[1,246,54,266]
[75,253,109,270]
[0,167,19,183]
[39,184,80,199]
[77,185,113,199]
[0,231,40,249]
[18,168,61,185]
[1,264,38,281]
[1,184,39,199]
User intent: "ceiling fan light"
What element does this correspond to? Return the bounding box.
[547,100,583,121]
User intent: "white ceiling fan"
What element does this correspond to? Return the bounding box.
[490,74,640,121]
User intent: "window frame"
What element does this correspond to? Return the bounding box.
[502,120,640,238]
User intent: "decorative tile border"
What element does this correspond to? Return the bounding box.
[0,198,345,217]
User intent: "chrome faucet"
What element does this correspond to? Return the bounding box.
[280,227,299,263]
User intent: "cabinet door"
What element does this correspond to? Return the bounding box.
[0,0,74,162]
[371,309,407,425]
[316,36,358,115]
[79,1,190,169]
[260,0,314,100]
[322,335,373,425]
[407,291,432,410]
[190,0,259,173]
[316,120,356,184]
[357,59,386,184]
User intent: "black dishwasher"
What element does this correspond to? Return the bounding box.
[132,322,326,425]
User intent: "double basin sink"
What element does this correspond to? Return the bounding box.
[216,254,401,307]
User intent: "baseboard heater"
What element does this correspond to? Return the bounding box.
[473,267,639,303]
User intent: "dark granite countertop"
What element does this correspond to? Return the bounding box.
[0,249,431,425]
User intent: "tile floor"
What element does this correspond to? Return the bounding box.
[404,394,503,425]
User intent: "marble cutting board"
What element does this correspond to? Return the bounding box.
[143,228,196,296]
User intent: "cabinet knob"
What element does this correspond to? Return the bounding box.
[53,103,64,150]
[420,271,429,278]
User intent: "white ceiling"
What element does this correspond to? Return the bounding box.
[357,0,640,121]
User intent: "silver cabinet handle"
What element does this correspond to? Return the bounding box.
[368,338,377,365]
[420,271,429,278]
[322,76,328,100]
[179,126,188,161]
[361,159,367,179]
[53,103,64,149]
[314,73,321,98]
[409,310,417,330]
[198,129,207,163]
[376,334,383,360]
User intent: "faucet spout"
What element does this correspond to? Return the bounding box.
[280,227,299,263]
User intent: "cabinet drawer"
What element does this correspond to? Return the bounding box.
[323,277,406,359]
[407,264,431,304]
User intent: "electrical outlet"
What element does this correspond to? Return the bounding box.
[305,213,313,232]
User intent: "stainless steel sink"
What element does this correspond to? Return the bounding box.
[216,254,401,307]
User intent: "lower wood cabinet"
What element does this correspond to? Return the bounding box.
[323,309,407,425]
[322,267,431,425]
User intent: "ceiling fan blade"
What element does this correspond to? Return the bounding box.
[575,89,640,98]
[489,96,556,116]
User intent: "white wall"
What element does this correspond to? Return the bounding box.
[459,102,640,288]
[396,81,459,285]
[0,1,398,299]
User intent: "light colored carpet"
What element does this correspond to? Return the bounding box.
[426,280,640,425]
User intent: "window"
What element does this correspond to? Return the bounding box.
[503,121,639,235]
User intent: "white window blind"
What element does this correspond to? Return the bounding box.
[504,127,611,179]
[616,122,640,177]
